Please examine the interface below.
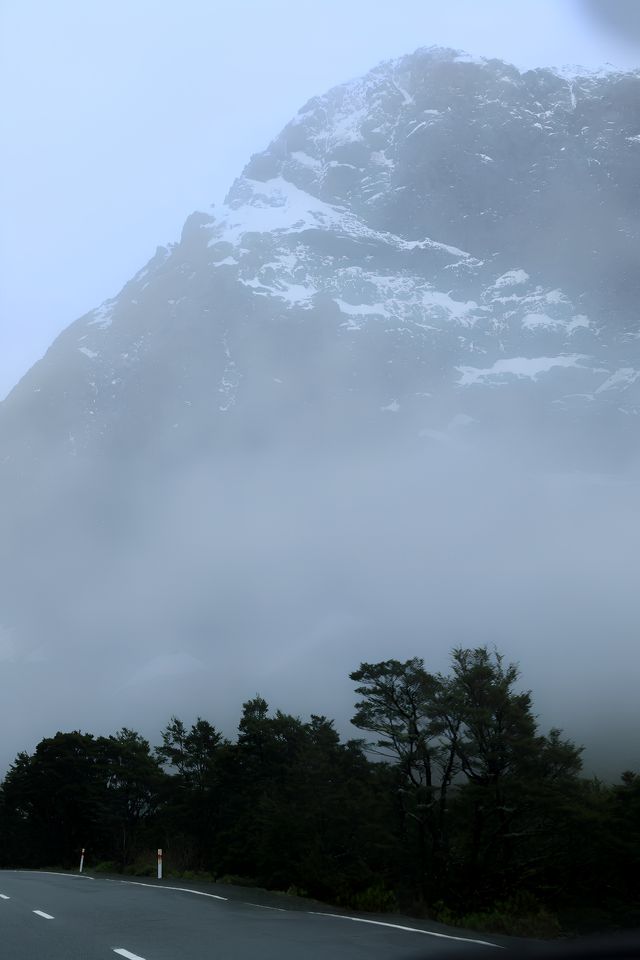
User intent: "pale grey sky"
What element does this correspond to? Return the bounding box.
[1,0,638,400]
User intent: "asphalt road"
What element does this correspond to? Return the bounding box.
[0,870,501,960]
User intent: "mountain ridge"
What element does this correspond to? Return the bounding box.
[3,46,639,470]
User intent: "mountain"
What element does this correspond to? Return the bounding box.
[1,48,639,774]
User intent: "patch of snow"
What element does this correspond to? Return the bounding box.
[422,290,478,324]
[522,312,558,329]
[272,281,317,306]
[403,237,472,258]
[458,355,585,385]
[370,150,394,169]
[392,79,414,105]
[544,289,567,305]
[212,177,474,264]
[87,300,115,329]
[453,51,487,66]
[213,256,238,267]
[216,178,344,244]
[406,121,428,138]
[493,269,530,289]
[595,368,640,394]
[566,314,590,333]
[262,253,298,272]
[241,275,317,307]
[334,299,388,317]
[332,103,368,145]
[291,150,322,171]
[78,347,99,359]
[381,400,400,412]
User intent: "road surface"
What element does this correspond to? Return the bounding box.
[0,870,501,960]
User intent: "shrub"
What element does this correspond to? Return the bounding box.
[217,874,258,888]
[350,883,398,913]
[123,853,157,878]
[458,893,562,939]
[285,884,308,898]
[92,861,119,874]
[429,900,458,926]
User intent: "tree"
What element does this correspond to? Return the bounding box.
[155,716,227,869]
[350,658,459,895]
[446,648,583,904]
[1,732,106,866]
[96,728,164,868]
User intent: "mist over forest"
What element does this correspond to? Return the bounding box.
[1,429,639,779]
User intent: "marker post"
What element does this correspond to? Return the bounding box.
[79,848,85,874]
[157,848,163,880]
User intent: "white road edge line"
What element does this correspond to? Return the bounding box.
[120,880,227,901]
[307,911,503,948]
[109,876,497,944]
[14,870,93,880]
[244,901,287,912]
[0,894,10,900]
[33,910,55,920]
[113,950,147,960]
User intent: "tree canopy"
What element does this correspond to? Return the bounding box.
[1,646,636,935]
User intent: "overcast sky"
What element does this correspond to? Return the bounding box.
[0,0,638,400]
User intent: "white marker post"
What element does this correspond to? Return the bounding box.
[79,848,85,874]
[157,848,163,880]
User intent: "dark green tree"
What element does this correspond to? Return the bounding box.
[95,728,164,868]
[350,658,459,895]
[155,716,227,869]
[1,731,106,866]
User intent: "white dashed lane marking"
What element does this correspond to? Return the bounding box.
[0,894,10,900]
[113,949,148,959]
[33,910,55,919]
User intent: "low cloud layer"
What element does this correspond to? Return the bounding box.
[2,430,638,780]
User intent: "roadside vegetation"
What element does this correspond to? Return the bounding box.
[1,647,638,937]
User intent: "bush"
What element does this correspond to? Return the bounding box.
[285,884,308,898]
[92,861,119,874]
[429,900,458,926]
[350,883,398,914]
[123,853,158,877]
[216,874,258,888]
[458,893,562,939]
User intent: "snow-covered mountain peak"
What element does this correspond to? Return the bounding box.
[2,46,639,468]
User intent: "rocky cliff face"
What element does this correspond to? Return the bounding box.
[1,48,639,771]
[3,48,639,471]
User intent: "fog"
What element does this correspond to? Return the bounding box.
[1,0,639,786]
[2,425,639,780]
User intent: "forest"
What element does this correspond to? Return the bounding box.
[1,647,638,937]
